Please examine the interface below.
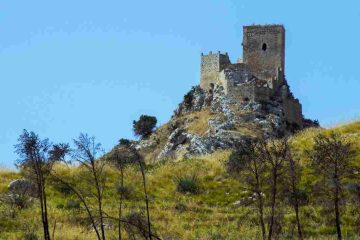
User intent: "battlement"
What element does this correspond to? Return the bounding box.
[201,51,228,56]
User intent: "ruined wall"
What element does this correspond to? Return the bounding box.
[220,63,252,94]
[226,84,270,102]
[200,52,230,90]
[283,98,303,128]
[219,64,270,102]
[243,25,285,84]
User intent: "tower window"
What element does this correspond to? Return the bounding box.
[262,43,267,51]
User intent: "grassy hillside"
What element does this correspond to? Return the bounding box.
[1,121,360,239]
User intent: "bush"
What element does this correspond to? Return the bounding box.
[119,138,131,146]
[287,189,309,206]
[123,212,149,239]
[174,202,187,212]
[65,199,81,209]
[174,174,200,194]
[348,183,360,202]
[115,184,132,200]
[23,232,38,240]
[133,115,157,138]
[183,88,195,109]
[2,193,32,210]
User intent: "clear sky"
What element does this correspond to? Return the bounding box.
[1,0,360,168]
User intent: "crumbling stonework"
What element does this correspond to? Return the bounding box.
[200,24,303,128]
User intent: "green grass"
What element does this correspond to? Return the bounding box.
[1,121,360,239]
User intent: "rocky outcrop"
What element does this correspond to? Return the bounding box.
[8,179,37,198]
[134,83,318,160]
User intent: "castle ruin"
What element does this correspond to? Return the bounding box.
[200,24,303,128]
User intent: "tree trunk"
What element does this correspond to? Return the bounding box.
[118,168,124,240]
[334,188,342,240]
[254,159,266,240]
[140,162,152,240]
[42,183,51,240]
[294,202,303,240]
[37,168,51,240]
[268,170,277,240]
[38,182,48,240]
[289,157,303,240]
[257,192,266,240]
[94,169,106,240]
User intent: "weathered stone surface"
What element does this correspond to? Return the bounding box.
[153,79,315,160]
[8,179,37,197]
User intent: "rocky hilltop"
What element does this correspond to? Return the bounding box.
[133,83,318,161]
[126,24,319,161]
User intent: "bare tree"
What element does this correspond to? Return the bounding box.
[109,142,155,240]
[226,142,267,240]
[130,147,153,240]
[109,139,135,240]
[70,133,107,240]
[307,132,358,240]
[285,140,305,240]
[15,130,68,240]
[258,138,288,240]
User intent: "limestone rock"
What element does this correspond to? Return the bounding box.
[8,179,37,198]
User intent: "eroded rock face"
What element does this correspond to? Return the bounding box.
[135,84,317,160]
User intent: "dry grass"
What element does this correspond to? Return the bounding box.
[1,121,360,239]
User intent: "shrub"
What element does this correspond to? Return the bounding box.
[65,199,81,209]
[1,193,33,210]
[123,212,149,239]
[174,202,187,212]
[115,184,132,200]
[183,88,194,109]
[287,189,309,206]
[174,174,200,194]
[50,180,72,195]
[23,232,38,240]
[133,115,157,138]
[119,138,131,146]
[348,183,360,202]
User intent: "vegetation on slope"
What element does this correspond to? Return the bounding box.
[1,121,360,239]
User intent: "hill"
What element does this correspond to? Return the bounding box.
[0,121,359,240]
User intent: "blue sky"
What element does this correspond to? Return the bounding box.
[1,0,360,168]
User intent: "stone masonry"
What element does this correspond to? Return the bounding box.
[200,24,303,128]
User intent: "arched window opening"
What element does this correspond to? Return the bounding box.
[262,43,267,51]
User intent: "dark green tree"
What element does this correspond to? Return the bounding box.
[133,115,157,138]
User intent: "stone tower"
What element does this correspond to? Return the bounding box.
[242,25,285,87]
[200,51,230,90]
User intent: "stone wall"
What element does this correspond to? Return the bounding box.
[243,25,285,83]
[228,84,270,102]
[220,64,252,94]
[283,98,303,128]
[220,64,270,102]
[200,52,230,90]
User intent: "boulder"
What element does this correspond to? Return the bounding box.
[8,179,37,197]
